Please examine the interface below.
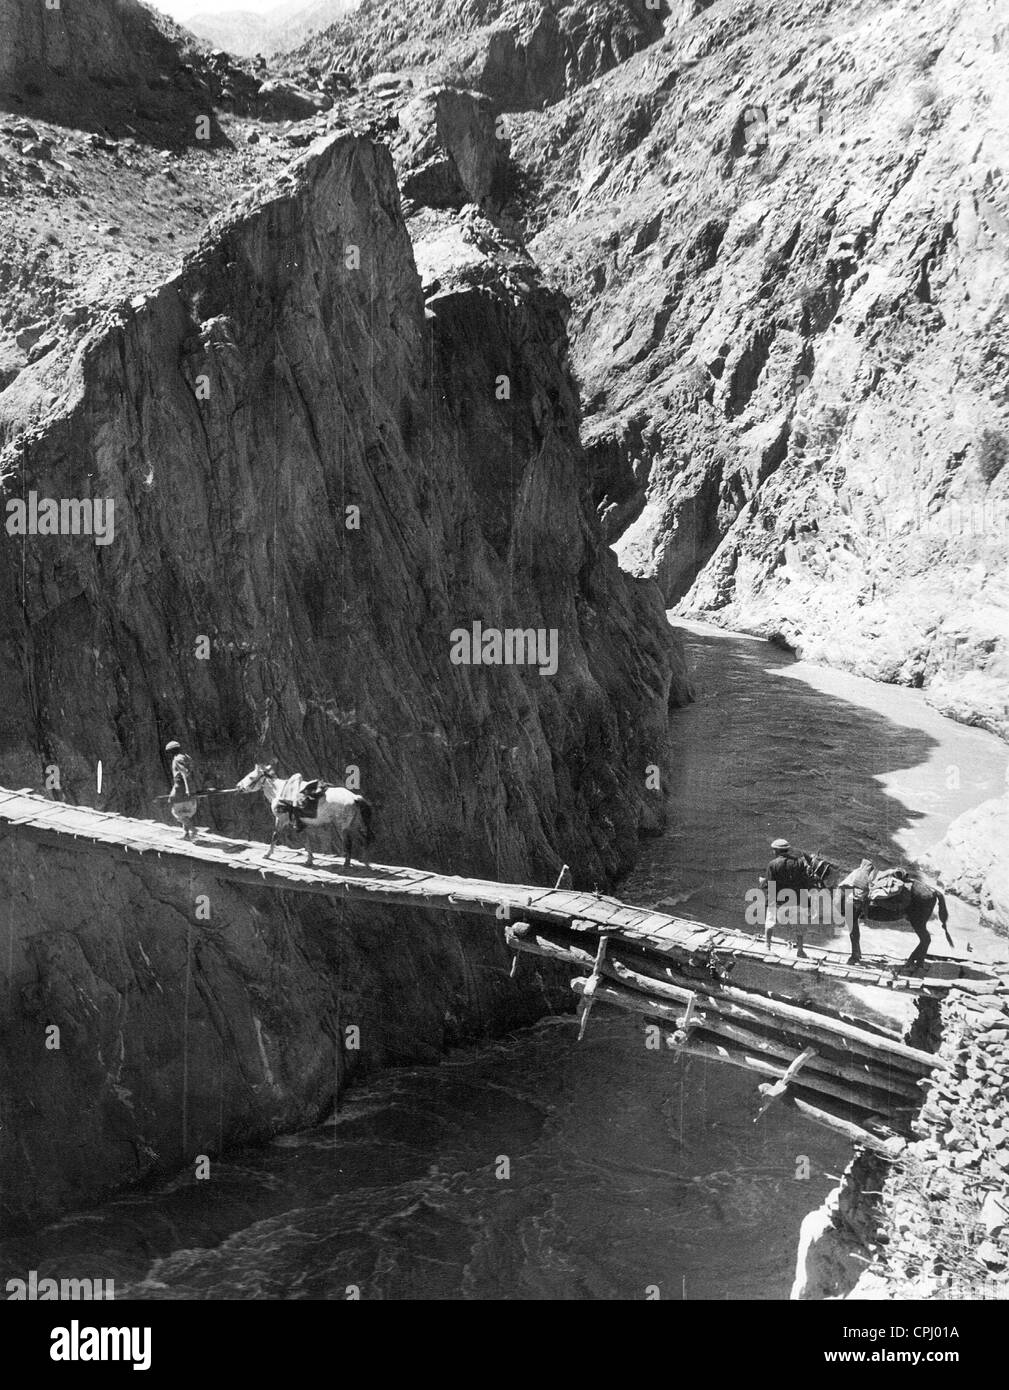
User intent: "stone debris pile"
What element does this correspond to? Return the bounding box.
[855,978,1009,1296]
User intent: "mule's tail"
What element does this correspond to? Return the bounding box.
[355,795,374,844]
[935,889,954,949]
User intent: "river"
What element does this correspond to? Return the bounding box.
[3,622,1006,1300]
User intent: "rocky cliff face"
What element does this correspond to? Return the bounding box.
[284,0,667,109]
[0,0,183,90]
[0,0,213,136]
[503,0,1009,738]
[0,129,686,882]
[0,0,688,1221]
[0,830,569,1227]
[791,1151,887,1300]
[0,0,345,139]
[793,980,1009,1300]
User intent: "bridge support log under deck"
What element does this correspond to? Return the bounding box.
[505,920,937,1131]
[668,1038,906,1157]
[506,923,939,1073]
[571,976,916,1116]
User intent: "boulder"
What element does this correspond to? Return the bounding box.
[923,780,1009,934]
[0,338,28,390]
[256,78,328,121]
[395,87,508,213]
[14,320,48,352]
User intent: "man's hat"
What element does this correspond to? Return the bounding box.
[771,838,790,852]
[165,741,182,752]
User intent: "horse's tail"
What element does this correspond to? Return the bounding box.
[355,795,374,844]
[935,888,954,948]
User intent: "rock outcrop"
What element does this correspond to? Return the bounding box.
[924,765,1009,934]
[504,0,1009,737]
[0,112,687,1220]
[0,131,686,879]
[791,1152,886,1300]
[0,0,213,139]
[0,0,187,92]
[0,0,349,139]
[284,0,667,109]
[395,86,509,214]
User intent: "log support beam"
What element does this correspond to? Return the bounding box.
[576,934,610,1041]
[755,1046,818,1119]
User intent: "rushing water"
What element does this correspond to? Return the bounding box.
[4,623,1007,1300]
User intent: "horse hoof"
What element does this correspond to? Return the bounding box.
[847,955,861,965]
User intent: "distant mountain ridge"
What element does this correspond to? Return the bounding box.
[183,0,358,56]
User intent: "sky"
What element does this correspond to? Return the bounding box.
[152,0,284,20]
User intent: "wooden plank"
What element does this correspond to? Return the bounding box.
[536,892,623,917]
[0,801,78,828]
[68,813,143,839]
[686,1017,917,1103]
[629,912,691,933]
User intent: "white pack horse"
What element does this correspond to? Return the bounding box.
[237,764,373,868]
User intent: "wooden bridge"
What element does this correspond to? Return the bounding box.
[2,785,1004,1157]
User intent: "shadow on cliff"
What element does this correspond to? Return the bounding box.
[1,0,232,148]
[0,79,230,149]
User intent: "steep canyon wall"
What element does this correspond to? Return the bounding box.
[0,85,687,1216]
[507,0,1009,737]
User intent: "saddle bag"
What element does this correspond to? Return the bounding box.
[867,867,913,911]
[276,778,327,834]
